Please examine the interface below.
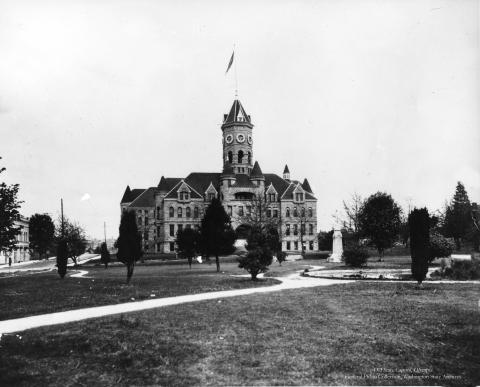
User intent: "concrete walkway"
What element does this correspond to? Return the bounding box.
[0,273,349,335]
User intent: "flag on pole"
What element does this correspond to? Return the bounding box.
[225,51,234,74]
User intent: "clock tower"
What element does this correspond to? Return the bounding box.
[221,99,253,175]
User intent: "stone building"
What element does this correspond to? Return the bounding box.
[0,215,30,264]
[120,99,318,254]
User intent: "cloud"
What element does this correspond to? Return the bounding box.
[80,193,91,201]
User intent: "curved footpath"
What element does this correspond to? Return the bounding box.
[0,272,349,335]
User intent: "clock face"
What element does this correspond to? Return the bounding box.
[247,135,253,144]
[236,133,245,143]
[225,134,233,144]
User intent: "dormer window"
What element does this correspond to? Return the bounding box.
[295,193,304,202]
[179,191,189,201]
[268,193,276,202]
[208,193,215,201]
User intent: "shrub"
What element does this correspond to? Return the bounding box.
[448,260,480,280]
[276,251,287,266]
[343,246,369,267]
[429,232,455,262]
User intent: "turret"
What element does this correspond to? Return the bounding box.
[221,99,254,175]
[283,165,290,181]
[250,161,265,187]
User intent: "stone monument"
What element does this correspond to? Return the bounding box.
[328,229,343,262]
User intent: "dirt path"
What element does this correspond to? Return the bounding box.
[0,272,349,335]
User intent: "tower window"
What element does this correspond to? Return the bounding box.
[238,150,244,164]
[248,152,251,164]
[228,151,233,164]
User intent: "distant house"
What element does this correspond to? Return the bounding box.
[0,215,30,264]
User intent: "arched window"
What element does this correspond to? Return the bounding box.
[301,207,305,217]
[293,207,298,217]
[238,150,244,164]
[194,207,199,218]
[248,152,251,164]
[186,207,191,218]
[228,151,233,164]
[169,207,174,217]
[286,207,290,217]
[177,207,182,218]
[156,206,161,220]
[308,207,313,217]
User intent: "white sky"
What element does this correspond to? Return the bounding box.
[1,0,479,239]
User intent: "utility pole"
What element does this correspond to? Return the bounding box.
[61,198,64,237]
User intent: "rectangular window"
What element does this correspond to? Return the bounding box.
[286,241,291,250]
[194,207,199,218]
[208,193,215,201]
[308,208,313,217]
[273,209,278,218]
[178,224,183,233]
[169,242,175,252]
[293,224,298,236]
[156,243,161,252]
[286,224,290,236]
[294,241,298,250]
[228,206,233,216]
[309,224,313,235]
[309,241,314,250]
[238,206,244,216]
[169,224,174,237]
[246,206,251,216]
[266,209,271,218]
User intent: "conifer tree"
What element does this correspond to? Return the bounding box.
[409,208,430,286]
[198,198,235,272]
[56,238,68,279]
[0,158,22,258]
[444,182,472,249]
[100,242,110,269]
[117,210,143,283]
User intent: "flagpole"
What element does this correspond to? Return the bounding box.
[234,44,238,98]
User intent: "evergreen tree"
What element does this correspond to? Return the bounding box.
[29,213,55,260]
[198,198,235,272]
[117,210,142,283]
[358,192,402,258]
[238,225,274,280]
[100,242,110,269]
[176,227,198,268]
[409,208,430,286]
[56,238,68,279]
[0,158,22,258]
[444,182,472,249]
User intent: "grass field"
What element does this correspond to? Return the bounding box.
[0,280,478,386]
[0,261,279,320]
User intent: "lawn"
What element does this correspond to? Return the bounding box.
[0,281,478,386]
[0,261,279,320]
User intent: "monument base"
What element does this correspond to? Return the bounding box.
[327,253,342,263]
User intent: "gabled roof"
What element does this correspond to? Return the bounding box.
[165,180,203,199]
[121,186,146,204]
[264,174,291,197]
[184,173,221,195]
[158,176,182,192]
[251,161,264,177]
[302,178,312,193]
[222,99,252,126]
[129,187,156,207]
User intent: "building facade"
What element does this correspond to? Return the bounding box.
[120,99,318,254]
[0,215,30,264]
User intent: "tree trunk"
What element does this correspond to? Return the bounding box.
[126,261,135,284]
[215,254,220,272]
[251,270,258,281]
[188,257,192,269]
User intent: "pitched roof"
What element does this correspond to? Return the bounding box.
[302,178,313,193]
[251,161,264,177]
[165,180,203,199]
[283,164,290,174]
[121,186,146,204]
[129,187,156,207]
[232,174,256,188]
[223,99,252,125]
[264,174,291,197]
[184,172,221,194]
[158,176,182,191]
